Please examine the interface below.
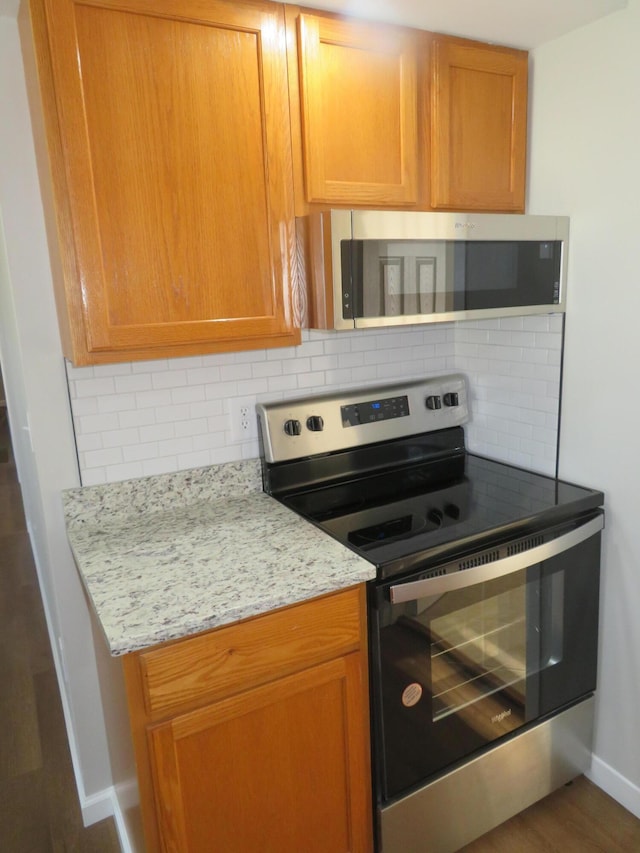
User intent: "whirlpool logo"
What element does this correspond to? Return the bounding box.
[491,708,512,724]
[455,222,476,229]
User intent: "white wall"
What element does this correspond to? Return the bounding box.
[0,12,115,823]
[529,0,640,815]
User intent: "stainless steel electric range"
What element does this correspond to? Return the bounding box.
[257,375,604,853]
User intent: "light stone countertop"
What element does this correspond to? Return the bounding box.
[63,459,376,656]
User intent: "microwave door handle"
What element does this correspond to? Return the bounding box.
[388,513,604,604]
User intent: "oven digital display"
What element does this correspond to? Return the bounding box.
[341,395,410,427]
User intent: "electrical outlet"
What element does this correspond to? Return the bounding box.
[229,397,258,442]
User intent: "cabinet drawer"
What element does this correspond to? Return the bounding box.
[138,586,365,718]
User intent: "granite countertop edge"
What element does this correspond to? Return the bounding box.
[63,459,376,656]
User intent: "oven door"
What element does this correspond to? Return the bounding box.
[369,510,603,803]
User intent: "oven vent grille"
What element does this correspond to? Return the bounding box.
[458,550,500,570]
[424,567,447,579]
[506,535,544,556]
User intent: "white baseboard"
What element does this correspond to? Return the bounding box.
[110,788,137,853]
[78,785,136,853]
[587,754,640,820]
[80,786,117,826]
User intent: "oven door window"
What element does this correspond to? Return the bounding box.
[373,533,600,801]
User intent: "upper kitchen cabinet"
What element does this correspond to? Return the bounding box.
[290,10,423,209]
[22,0,301,365]
[429,34,528,212]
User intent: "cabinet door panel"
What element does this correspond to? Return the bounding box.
[40,0,299,359]
[149,654,372,852]
[298,14,419,206]
[431,36,527,211]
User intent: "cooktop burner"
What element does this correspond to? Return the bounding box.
[258,375,604,581]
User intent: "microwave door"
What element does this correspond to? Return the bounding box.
[358,241,453,321]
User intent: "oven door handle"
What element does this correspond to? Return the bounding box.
[388,512,604,603]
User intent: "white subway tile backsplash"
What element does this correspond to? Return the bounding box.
[189,400,225,419]
[114,374,153,393]
[97,393,137,414]
[82,468,108,486]
[75,434,103,453]
[141,458,177,477]
[70,397,98,416]
[170,386,206,405]
[219,363,253,382]
[92,363,132,377]
[151,370,189,390]
[118,409,156,429]
[321,336,352,355]
[177,450,212,470]
[186,366,222,386]
[267,375,298,393]
[139,423,175,443]
[251,361,284,379]
[134,390,172,409]
[174,418,208,438]
[123,443,160,462]
[84,447,124,469]
[74,377,116,398]
[77,412,120,435]
[311,355,339,372]
[101,428,142,449]
[155,404,190,424]
[66,316,564,484]
[234,349,267,364]
[237,378,270,396]
[131,359,169,373]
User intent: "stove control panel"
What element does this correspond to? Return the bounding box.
[258,374,469,464]
[341,395,409,428]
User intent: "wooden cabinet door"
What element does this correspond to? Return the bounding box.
[296,13,420,206]
[430,35,528,212]
[32,0,300,364]
[148,653,373,853]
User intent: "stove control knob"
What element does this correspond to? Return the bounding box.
[306,415,324,432]
[443,392,459,407]
[444,503,461,520]
[427,508,444,526]
[426,395,442,410]
[283,419,302,436]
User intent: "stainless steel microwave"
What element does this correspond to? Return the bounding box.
[306,210,569,330]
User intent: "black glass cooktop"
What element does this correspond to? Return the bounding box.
[277,451,604,581]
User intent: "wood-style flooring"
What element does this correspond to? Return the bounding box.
[1,408,640,852]
[0,413,120,852]
[462,774,640,851]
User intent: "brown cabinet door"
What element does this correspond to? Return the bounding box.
[297,13,420,207]
[430,35,528,212]
[148,653,373,852]
[35,0,300,363]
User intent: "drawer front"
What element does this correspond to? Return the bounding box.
[138,586,365,718]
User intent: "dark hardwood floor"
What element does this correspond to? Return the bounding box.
[1,403,640,852]
[0,407,120,852]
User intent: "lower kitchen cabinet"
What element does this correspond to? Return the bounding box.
[122,585,373,852]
